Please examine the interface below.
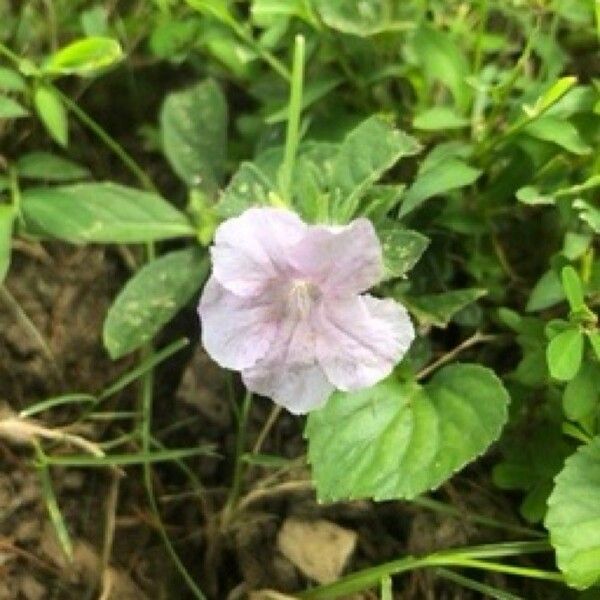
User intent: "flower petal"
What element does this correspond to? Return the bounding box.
[211,207,307,296]
[243,362,333,414]
[198,276,280,370]
[290,218,383,294]
[315,294,414,390]
[241,314,333,413]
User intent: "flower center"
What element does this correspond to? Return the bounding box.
[287,280,320,318]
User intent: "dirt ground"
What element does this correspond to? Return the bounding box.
[0,244,568,600]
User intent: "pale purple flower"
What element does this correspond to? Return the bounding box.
[198,207,415,414]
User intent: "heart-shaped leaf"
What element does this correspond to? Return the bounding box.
[546,436,600,589]
[306,364,509,502]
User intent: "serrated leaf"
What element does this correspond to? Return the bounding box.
[103,248,209,358]
[405,288,487,328]
[547,328,584,381]
[43,37,123,76]
[17,152,90,181]
[524,117,591,155]
[21,183,194,243]
[399,158,481,218]
[0,205,14,284]
[160,79,228,195]
[34,84,68,146]
[0,66,27,92]
[546,436,600,589]
[0,94,29,119]
[329,116,421,223]
[378,225,429,279]
[306,364,509,502]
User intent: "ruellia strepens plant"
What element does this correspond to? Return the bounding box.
[0,1,599,598]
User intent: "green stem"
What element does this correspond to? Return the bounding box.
[55,87,157,193]
[279,35,305,204]
[139,240,206,599]
[219,16,290,81]
[453,558,564,582]
[0,41,20,65]
[298,541,553,599]
[223,390,253,521]
[8,166,21,219]
[413,496,544,538]
[472,0,488,74]
[436,568,523,600]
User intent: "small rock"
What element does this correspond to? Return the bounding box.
[277,518,357,584]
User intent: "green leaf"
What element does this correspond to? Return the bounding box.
[493,422,570,523]
[21,183,194,243]
[546,436,600,589]
[378,225,429,279]
[160,79,228,195]
[314,0,410,36]
[265,74,343,124]
[405,289,487,328]
[80,6,109,37]
[216,162,274,218]
[413,25,471,111]
[0,94,28,119]
[306,364,509,502]
[516,186,555,206]
[43,37,123,76]
[574,200,600,234]
[524,117,591,155]
[563,362,599,421]
[526,269,565,312]
[0,205,15,284]
[34,84,68,146]
[562,232,592,260]
[413,107,469,131]
[103,248,209,359]
[588,332,600,361]
[17,152,90,181]
[185,0,238,28]
[252,0,313,25]
[526,76,578,117]
[547,328,584,382]
[0,67,27,92]
[399,158,481,218]
[329,116,421,223]
[43,445,214,467]
[36,457,73,561]
[561,266,585,312]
